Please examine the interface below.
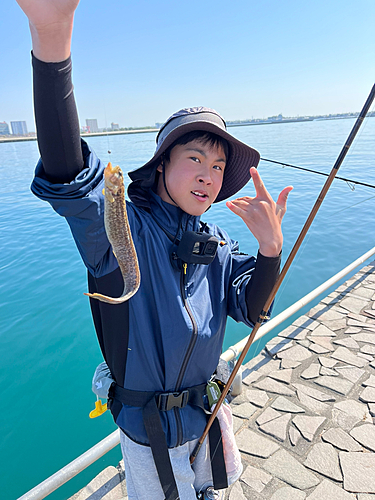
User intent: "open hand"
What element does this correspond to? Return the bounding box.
[16,0,80,61]
[226,167,293,257]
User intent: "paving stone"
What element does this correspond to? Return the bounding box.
[242,370,263,385]
[314,375,354,396]
[231,391,249,406]
[357,495,375,500]
[265,337,294,356]
[259,413,292,442]
[271,396,305,413]
[331,408,362,432]
[297,390,330,414]
[351,287,375,299]
[350,424,375,452]
[300,363,320,379]
[292,415,326,442]
[334,366,366,384]
[74,466,124,500]
[321,427,363,452]
[371,360,375,368]
[308,343,330,354]
[243,354,279,376]
[357,352,374,361]
[334,399,371,422]
[308,306,344,322]
[292,315,320,330]
[256,407,282,426]
[364,310,375,319]
[306,478,356,499]
[332,304,352,315]
[344,327,362,334]
[236,428,280,458]
[318,356,338,368]
[309,324,336,337]
[269,368,293,384]
[359,386,375,403]
[307,336,335,351]
[289,425,301,446]
[319,366,339,376]
[296,339,311,348]
[332,337,360,349]
[340,451,375,493]
[232,402,257,419]
[263,449,320,490]
[348,320,375,331]
[276,345,312,362]
[233,415,244,434]
[340,296,369,314]
[293,383,335,402]
[303,442,342,481]
[253,377,295,396]
[323,318,348,331]
[331,346,368,368]
[369,403,375,417]
[281,359,302,369]
[246,389,269,407]
[270,486,306,500]
[240,464,272,493]
[229,480,247,500]
[278,325,308,340]
[361,344,375,355]
[348,312,371,323]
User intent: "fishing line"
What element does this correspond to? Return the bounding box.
[260,158,375,190]
[327,194,375,218]
[102,97,112,161]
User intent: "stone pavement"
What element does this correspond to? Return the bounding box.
[69,260,375,500]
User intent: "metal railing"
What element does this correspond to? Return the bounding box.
[18,246,375,500]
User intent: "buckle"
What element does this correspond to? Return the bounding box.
[157,390,189,411]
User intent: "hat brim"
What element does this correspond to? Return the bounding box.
[128,119,260,205]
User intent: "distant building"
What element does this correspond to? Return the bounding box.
[11,121,28,135]
[86,119,99,133]
[111,122,120,131]
[0,122,10,135]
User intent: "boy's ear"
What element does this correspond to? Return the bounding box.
[157,163,163,173]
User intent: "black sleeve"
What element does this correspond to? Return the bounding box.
[246,251,281,324]
[32,52,84,183]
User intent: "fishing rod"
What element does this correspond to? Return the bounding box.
[264,157,375,189]
[190,83,375,464]
[260,158,375,190]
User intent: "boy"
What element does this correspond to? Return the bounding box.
[17,0,292,498]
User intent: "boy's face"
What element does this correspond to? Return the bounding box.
[156,140,226,216]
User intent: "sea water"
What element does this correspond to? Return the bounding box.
[1,117,374,499]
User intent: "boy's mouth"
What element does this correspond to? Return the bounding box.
[191,190,208,201]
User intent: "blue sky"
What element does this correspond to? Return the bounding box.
[1,0,374,131]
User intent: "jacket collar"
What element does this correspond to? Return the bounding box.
[148,190,201,241]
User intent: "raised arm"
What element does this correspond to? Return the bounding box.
[17,0,84,183]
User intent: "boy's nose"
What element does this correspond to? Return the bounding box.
[197,168,212,184]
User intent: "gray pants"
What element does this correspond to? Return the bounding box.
[120,431,230,499]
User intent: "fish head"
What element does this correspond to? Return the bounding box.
[104,162,124,198]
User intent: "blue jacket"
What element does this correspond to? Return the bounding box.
[31,141,256,448]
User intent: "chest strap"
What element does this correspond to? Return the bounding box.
[108,383,227,500]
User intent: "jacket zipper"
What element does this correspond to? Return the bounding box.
[174,263,198,446]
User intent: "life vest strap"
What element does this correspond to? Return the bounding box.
[108,382,227,499]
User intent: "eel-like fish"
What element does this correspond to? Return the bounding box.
[84,162,140,304]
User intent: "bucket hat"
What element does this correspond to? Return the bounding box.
[127,107,260,207]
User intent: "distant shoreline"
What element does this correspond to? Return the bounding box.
[0,115,373,144]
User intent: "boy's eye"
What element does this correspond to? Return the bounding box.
[190,157,200,162]
[213,165,223,171]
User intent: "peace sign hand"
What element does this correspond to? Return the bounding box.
[226,167,293,257]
